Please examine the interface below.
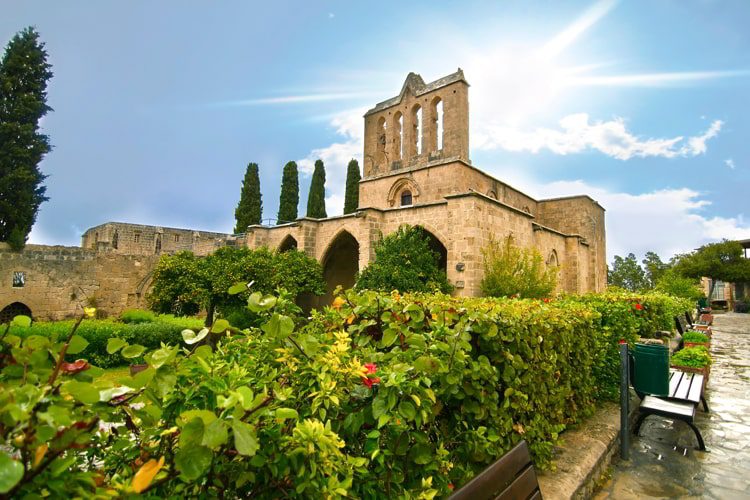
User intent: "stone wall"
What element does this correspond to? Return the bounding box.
[81,222,234,257]
[0,242,157,321]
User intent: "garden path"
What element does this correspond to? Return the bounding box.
[595,312,750,499]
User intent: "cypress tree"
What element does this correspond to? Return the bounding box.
[305,159,327,218]
[343,159,361,214]
[276,161,299,224]
[0,27,52,249]
[234,162,262,233]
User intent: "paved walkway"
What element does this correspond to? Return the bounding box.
[595,313,750,499]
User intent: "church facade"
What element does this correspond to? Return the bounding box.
[241,69,607,299]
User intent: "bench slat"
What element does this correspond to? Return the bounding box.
[687,374,704,402]
[450,441,539,500]
[495,464,540,500]
[641,395,695,417]
[671,371,691,400]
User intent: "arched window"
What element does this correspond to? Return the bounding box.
[112,230,119,249]
[547,250,559,267]
[400,190,413,207]
[431,96,443,151]
[278,235,298,252]
[376,117,387,164]
[155,234,162,254]
[411,104,422,156]
[393,112,403,160]
[487,190,497,199]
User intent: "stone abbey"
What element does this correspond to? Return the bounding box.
[1,70,606,321]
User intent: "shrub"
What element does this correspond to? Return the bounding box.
[356,225,452,293]
[735,300,749,313]
[120,308,156,324]
[654,269,704,301]
[671,346,712,368]
[682,331,709,343]
[8,317,202,368]
[480,236,557,299]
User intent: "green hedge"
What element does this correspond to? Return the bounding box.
[9,315,204,368]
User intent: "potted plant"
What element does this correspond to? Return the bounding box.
[682,331,710,349]
[671,345,712,382]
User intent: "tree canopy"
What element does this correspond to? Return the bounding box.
[356,225,452,293]
[607,253,648,291]
[343,159,361,214]
[277,161,299,224]
[305,159,327,218]
[0,27,52,249]
[147,247,325,324]
[673,240,750,296]
[234,162,262,233]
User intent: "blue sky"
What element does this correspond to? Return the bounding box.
[3,0,750,262]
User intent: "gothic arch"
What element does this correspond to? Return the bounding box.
[320,230,360,303]
[387,177,421,207]
[392,111,404,160]
[278,235,298,252]
[410,103,423,157]
[430,96,443,152]
[547,250,559,267]
[0,302,32,324]
[413,225,448,272]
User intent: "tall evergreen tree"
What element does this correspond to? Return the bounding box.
[343,158,361,214]
[234,162,262,233]
[0,27,52,250]
[305,159,327,218]
[276,161,299,224]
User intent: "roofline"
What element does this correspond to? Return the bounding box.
[81,221,234,238]
[364,69,469,116]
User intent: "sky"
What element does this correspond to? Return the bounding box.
[3,0,750,263]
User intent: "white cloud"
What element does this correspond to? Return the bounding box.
[725,158,736,170]
[476,114,723,160]
[297,108,364,215]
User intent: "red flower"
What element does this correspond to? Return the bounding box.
[634,303,643,311]
[364,363,378,374]
[542,298,550,303]
[448,483,455,490]
[362,376,381,388]
[61,359,90,374]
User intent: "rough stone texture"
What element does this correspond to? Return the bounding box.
[0,242,158,320]
[1,70,607,321]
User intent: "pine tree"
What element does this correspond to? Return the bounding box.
[234,162,262,233]
[305,159,327,218]
[276,161,299,224]
[343,159,361,214]
[0,27,52,250]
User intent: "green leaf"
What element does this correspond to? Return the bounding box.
[228,282,249,295]
[381,328,398,348]
[261,314,294,339]
[62,381,100,404]
[99,386,133,402]
[106,338,127,354]
[10,315,31,328]
[233,421,259,456]
[121,344,145,359]
[398,401,416,421]
[180,418,204,448]
[175,445,212,481]
[0,451,24,494]
[67,335,89,355]
[202,419,229,449]
[410,443,433,465]
[247,292,277,312]
[235,387,254,410]
[211,319,229,333]
[179,410,217,427]
[275,408,298,420]
[372,394,388,419]
[182,328,209,345]
[413,356,439,374]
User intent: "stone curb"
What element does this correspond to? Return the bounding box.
[537,397,638,500]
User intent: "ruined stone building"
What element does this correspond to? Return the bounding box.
[0,69,606,322]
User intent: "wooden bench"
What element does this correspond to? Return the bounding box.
[675,315,711,338]
[449,440,542,500]
[630,350,708,451]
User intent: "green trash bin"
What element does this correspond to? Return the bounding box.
[632,343,669,396]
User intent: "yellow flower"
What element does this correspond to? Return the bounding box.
[83,307,97,318]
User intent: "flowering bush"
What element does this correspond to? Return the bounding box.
[0,287,692,497]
